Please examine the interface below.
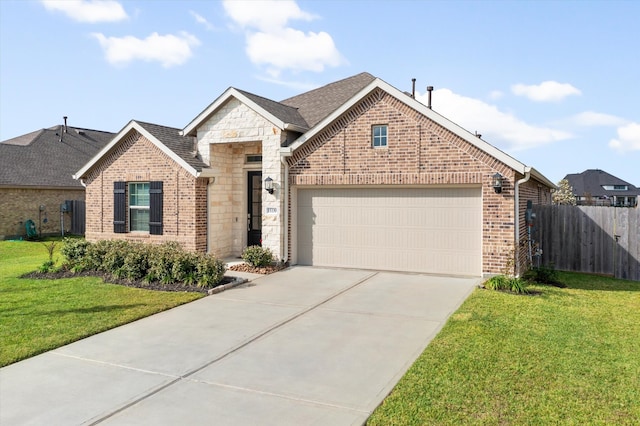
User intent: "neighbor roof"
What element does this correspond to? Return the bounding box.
[0,126,114,188]
[564,169,640,197]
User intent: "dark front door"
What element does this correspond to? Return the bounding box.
[247,171,262,246]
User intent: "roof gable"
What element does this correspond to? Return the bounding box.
[74,120,212,180]
[285,77,555,189]
[182,87,308,137]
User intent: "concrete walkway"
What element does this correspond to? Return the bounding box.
[0,267,479,426]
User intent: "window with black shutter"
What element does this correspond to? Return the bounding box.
[113,181,126,233]
[149,181,163,235]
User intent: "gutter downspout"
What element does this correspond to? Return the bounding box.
[514,167,532,276]
[280,149,292,263]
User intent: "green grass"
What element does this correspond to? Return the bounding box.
[0,240,203,367]
[368,272,640,425]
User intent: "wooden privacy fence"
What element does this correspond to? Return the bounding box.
[532,205,639,281]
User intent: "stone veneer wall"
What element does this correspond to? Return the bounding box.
[0,187,84,239]
[197,98,286,259]
[83,132,207,252]
[287,89,552,275]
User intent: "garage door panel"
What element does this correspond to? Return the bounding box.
[297,187,482,276]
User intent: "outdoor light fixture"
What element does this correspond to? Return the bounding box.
[264,176,274,194]
[492,173,503,194]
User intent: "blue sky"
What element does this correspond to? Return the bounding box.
[1,0,638,184]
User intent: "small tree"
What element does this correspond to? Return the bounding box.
[553,179,577,205]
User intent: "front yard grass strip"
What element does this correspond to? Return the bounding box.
[368,272,640,425]
[0,241,203,367]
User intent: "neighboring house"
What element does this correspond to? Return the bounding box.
[0,123,114,239]
[74,72,555,277]
[565,169,639,207]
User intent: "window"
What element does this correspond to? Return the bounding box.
[613,185,628,190]
[372,125,388,148]
[246,155,262,163]
[129,182,150,232]
[114,181,163,235]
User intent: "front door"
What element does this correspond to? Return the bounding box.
[247,171,262,246]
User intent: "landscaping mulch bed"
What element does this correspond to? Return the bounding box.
[228,263,287,275]
[21,270,233,294]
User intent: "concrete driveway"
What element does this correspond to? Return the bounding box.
[0,267,478,425]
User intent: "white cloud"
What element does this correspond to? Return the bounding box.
[569,111,627,127]
[222,0,342,76]
[488,90,504,100]
[416,88,573,151]
[190,10,214,31]
[609,122,640,153]
[247,29,342,77]
[41,0,128,23]
[92,32,200,68]
[223,0,315,32]
[511,81,581,102]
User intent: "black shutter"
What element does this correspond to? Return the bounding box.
[149,181,163,235]
[113,181,126,233]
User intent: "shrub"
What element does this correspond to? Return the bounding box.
[242,245,274,267]
[171,251,200,286]
[484,275,529,294]
[38,260,56,273]
[195,254,227,288]
[121,243,151,282]
[147,242,182,284]
[525,265,565,287]
[61,238,91,270]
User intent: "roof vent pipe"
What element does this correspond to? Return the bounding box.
[411,78,416,98]
[426,86,434,109]
[63,116,68,133]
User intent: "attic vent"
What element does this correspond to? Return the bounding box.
[246,155,262,163]
[74,129,85,136]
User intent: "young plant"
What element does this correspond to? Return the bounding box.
[241,245,274,267]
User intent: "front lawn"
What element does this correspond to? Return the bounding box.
[0,240,203,367]
[368,272,640,425]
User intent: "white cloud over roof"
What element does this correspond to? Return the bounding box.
[511,81,581,102]
[41,0,128,23]
[190,10,214,31]
[609,122,640,153]
[222,0,342,76]
[92,32,200,68]
[416,88,573,151]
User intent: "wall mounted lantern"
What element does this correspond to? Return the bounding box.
[264,176,274,194]
[492,173,503,194]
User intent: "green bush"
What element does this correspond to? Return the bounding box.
[484,274,529,294]
[195,254,226,288]
[58,239,226,288]
[61,238,91,270]
[525,265,565,287]
[241,245,274,267]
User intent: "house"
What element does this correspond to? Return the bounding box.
[74,73,555,277]
[564,169,639,207]
[0,123,114,239]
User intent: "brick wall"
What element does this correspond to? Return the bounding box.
[0,187,84,239]
[288,89,545,275]
[83,132,207,252]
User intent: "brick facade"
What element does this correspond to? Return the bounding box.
[0,187,84,239]
[288,89,551,275]
[83,132,207,252]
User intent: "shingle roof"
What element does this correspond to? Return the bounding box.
[0,126,114,188]
[280,72,376,128]
[564,169,640,197]
[235,89,309,129]
[136,121,208,172]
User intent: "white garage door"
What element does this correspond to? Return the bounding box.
[297,187,482,276]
